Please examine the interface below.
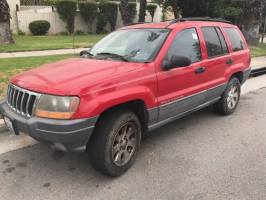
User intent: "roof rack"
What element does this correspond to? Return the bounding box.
[166,17,232,27]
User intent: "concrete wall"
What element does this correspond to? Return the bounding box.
[7,0,20,33]
[15,3,163,35]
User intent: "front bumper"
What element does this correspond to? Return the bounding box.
[0,100,98,152]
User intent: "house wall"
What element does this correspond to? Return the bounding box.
[7,0,20,33]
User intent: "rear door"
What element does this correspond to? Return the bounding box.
[198,26,232,100]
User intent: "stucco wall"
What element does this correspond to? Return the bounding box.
[7,0,20,33]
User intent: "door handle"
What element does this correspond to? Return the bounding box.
[195,67,206,74]
[226,58,234,65]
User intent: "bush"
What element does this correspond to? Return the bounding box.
[18,30,26,36]
[55,0,77,35]
[78,1,98,32]
[75,30,86,35]
[146,4,157,22]
[100,2,118,31]
[29,20,51,35]
[128,2,137,23]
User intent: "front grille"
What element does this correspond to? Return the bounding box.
[7,84,41,117]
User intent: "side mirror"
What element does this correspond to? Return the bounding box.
[80,50,91,57]
[163,55,191,70]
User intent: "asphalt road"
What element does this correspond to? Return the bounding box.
[1,88,266,200]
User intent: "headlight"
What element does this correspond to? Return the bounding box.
[35,95,80,119]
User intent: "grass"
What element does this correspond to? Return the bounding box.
[0,34,107,53]
[0,54,75,98]
[250,44,266,57]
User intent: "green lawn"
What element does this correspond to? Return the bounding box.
[250,44,266,57]
[0,54,75,98]
[0,34,106,53]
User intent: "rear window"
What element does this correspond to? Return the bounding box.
[224,28,245,52]
[201,27,228,58]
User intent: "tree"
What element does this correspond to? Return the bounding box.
[138,0,147,23]
[0,0,14,44]
[120,0,130,25]
[178,0,224,18]
[101,2,118,31]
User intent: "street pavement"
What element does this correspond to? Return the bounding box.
[1,87,266,200]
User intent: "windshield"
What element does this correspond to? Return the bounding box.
[89,29,169,62]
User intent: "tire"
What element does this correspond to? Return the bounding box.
[87,110,142,177]
[213,77,241,115]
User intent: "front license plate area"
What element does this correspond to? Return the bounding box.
[3,116,19,135]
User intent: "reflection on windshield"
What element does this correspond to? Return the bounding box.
[89,29,169,62]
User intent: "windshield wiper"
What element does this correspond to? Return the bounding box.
[95,52,129,62]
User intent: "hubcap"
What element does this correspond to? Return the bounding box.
[227,85,239,109]
[112,122,137,167]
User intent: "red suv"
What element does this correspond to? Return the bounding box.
[0,18,251,176]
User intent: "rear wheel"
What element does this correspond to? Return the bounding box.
[88,110,141,177]
[213,77,241,115]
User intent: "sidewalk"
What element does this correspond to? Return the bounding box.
[0,48,88,58]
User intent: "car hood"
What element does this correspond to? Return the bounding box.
[11,58,145,95]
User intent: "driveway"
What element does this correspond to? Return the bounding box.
[1,88,266,200]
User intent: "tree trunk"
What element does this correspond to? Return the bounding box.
[243,17,260,45]
[138,0,147,23]
[120,0,130,25]
[0,21,14,45]
[242,0,264,46]
[0,0,14,44]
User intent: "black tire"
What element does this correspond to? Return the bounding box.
[213,77,241,115]
[87,110,142,177]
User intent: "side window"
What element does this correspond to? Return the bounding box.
[224,28,245,52]
[215,27,229,54]
[201,27,228,58]
[167,28,202,63]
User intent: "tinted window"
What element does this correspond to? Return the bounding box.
[224,28,245,52]
[215,27,228,54]
[167,28,202,63]
[201,27,227,58]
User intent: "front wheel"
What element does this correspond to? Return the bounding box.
[88,110,141,177]
[213,77,241,115]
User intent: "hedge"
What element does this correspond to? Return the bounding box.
[146,4,157,22]
[78,1,98,32]
[128,2,137,23]
[55,0,77,34]
[100,2,118,31]
[29,20,51,35]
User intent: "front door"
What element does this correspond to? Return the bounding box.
[156,27,207,122]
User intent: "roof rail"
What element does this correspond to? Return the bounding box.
[166,17,232,27]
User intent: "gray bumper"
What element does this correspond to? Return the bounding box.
[0,100,97,152]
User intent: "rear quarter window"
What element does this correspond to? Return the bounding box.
[224,28,245,52]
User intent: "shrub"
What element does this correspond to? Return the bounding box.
[146,4,157,22]
[75,30,86,35]
[18,30,26,36]
[128,2,137,23]
[55,0,77,35]
[29,20,51,35]
[78,1,98,32]
[100,2,118,31]
[96,14,107,34]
